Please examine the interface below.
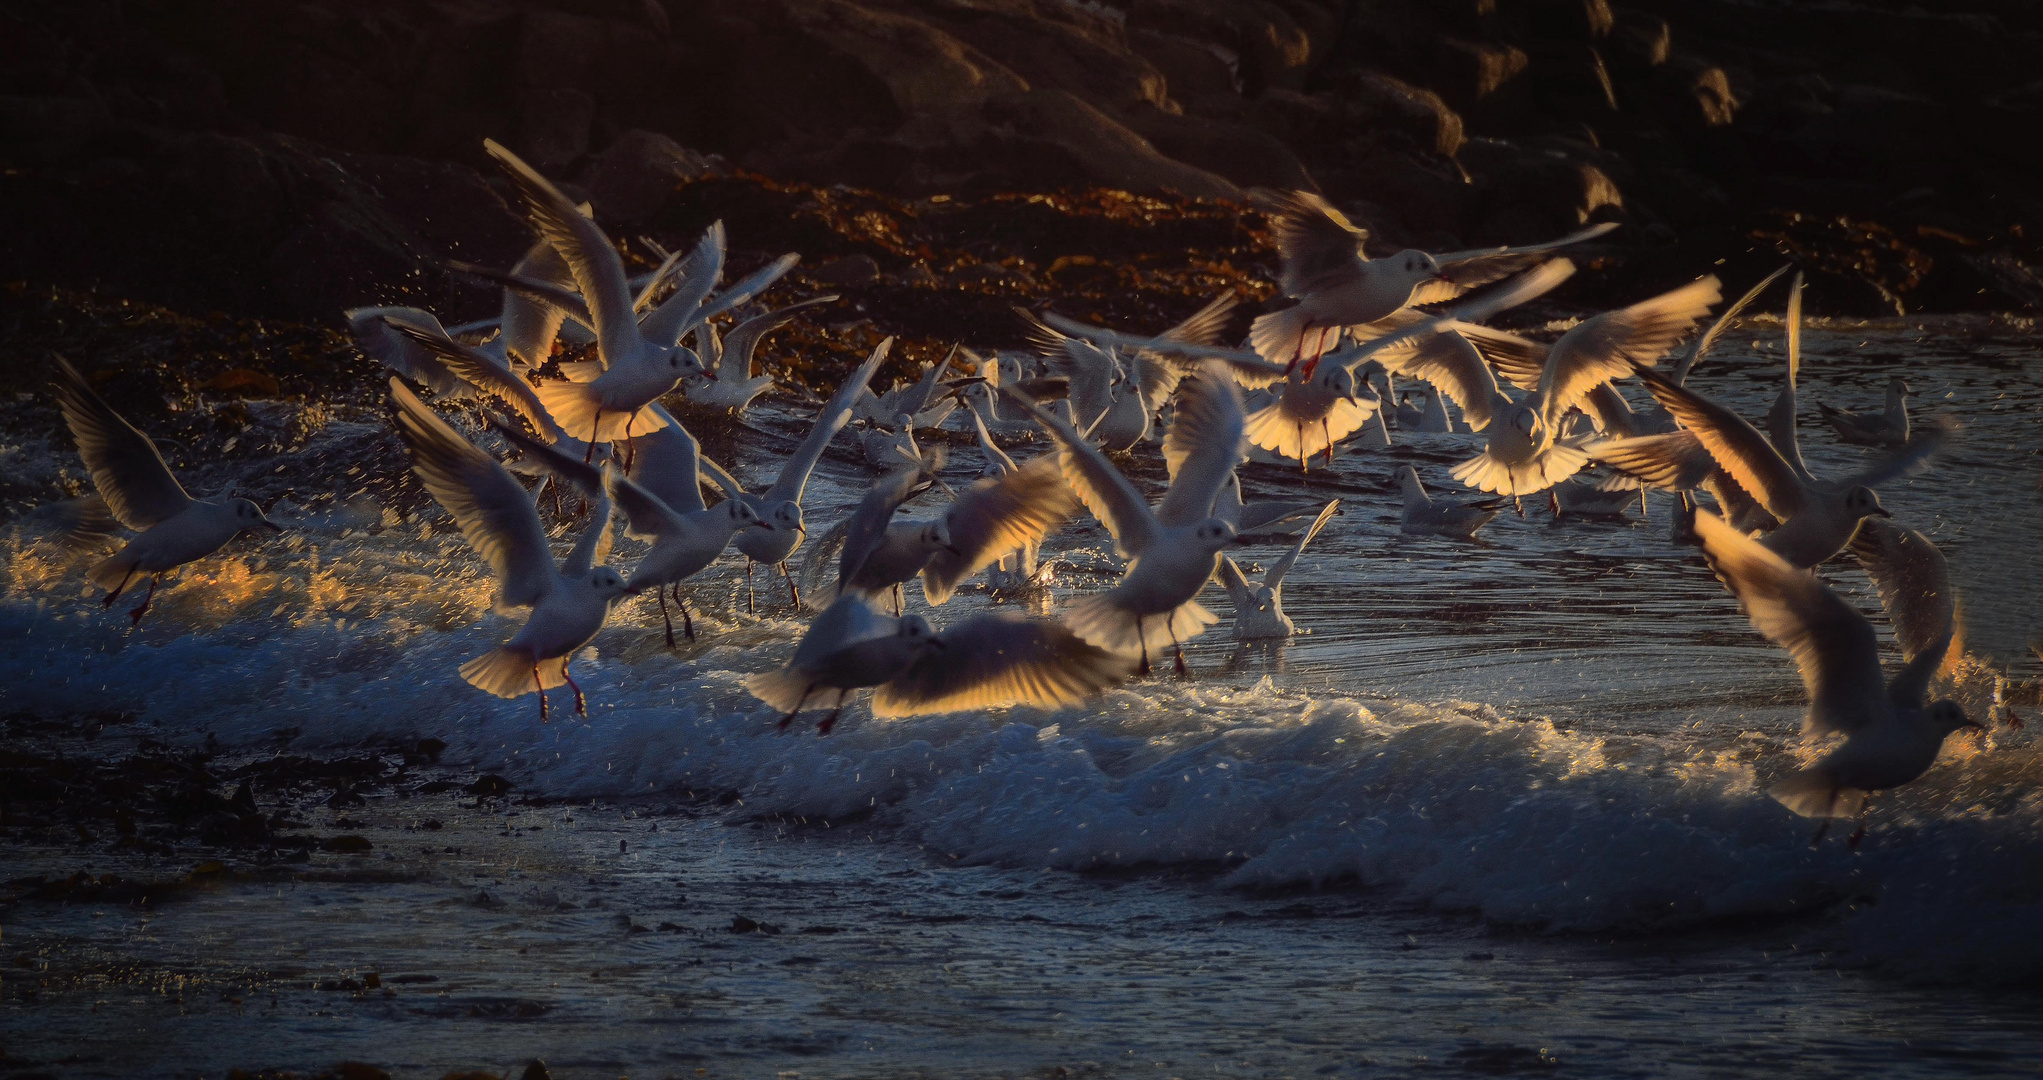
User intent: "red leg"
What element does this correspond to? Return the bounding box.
[103,565,138,608]
[534,658,550,723]
[746,559,756,615]
[657,588,676,648]
[1135,615,1150,677]
[778,682,816,732]
[584,409,602,463]
[1297,424,1308,473]
[128,574,160,628]
[818,690,848,736]
[1322,417,1334,468]
[563,664,587,718]
[780,563,801,610]
[676,585,695,641]
[1169,618,1188,677]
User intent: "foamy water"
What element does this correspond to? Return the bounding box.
[4,318,2041,1075]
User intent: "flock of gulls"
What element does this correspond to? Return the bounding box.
[41,139,1990,840]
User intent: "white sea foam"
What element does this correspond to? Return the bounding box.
[3,525,2038,985]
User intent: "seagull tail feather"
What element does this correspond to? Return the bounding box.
[1768,768,1864,819]
[460,648,565,699]
[1064,594,1219,655]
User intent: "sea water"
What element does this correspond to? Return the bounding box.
[2,317,2040,1077]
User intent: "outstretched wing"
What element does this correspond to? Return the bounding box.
[1251,189,1367,298]
[1848,518,1963,665]
[1631,364,1806,521]
[50,356,192,530]
[390,380,555,611]
[1537,276,1720,430]
[766,339,891,503]
[870,616,1132,717]
[1158,362,1248,527]
[920,454,1075,605]
[1692,509,1884,737]
[1002,384,1159,557]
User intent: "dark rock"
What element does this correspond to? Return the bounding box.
[515,86,596,169]
[809,254,882,286]
[980,89,1240,200]
[466,774,514,797]
[1122,108,1317,192]
[321,834,372,854]
[582,129,724,226]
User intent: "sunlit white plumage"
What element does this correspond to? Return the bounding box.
[1217,500,1339,639]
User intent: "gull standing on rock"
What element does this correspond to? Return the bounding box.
[1246,188,1616,367]
[1217,500,1340,639]
[390,381,631,720]
[746,596,1129,734]
[1691,510,1980,842]
[1004,362,1246,675]
[697,340,890,611]
[49,357,282,625]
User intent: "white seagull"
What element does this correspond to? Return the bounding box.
[1691,509,1980,841]
[50,356,281,625]
[390,380,631,720]
[1217,499,1340,639]
[697,339,890,610]
[745,596,1129,734]
[1003,361,1246,675]
[681,295,838,415]
[1396,465,1502,539]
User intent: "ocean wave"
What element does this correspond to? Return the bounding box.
[4,528,2038,986]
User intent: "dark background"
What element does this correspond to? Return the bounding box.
[3,0,2040,327]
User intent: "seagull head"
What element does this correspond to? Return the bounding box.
[1929,700,1983,736]
[1192,517,1238,550]
[769,502,806,536]
[591,567,633,597]
[231,498,283,533]
[926,518,962,558]
[1843,485,1891,519]
[899,614,940,648]
[727,499,766,530]
[668,344,711,381]
[1393,249,1445,285]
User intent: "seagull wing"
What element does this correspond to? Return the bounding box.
[562,491,615,577]
[491,418,603,500]
[628,403,709,514]
[1264,500,1340,589]
[1000,384,1159,558]
[484,138,638,366]
[600,459,688,542]
[920,454,1076,605]
[870,616,1132,718]
[1848,518,1964,665]
[386,315,560,440]
[50,356,192,530]
[1215,554,1255,613]
[347,306,471,396]
[1674,263,1790,384]
[1158,362,1248,528]
[766,338,892,503]
[1537,276,1721,430]
[1631,364,1806,520]
[637,221,726,348]
[696,253,801,325]
[1365,325,1509,432]
[1251,189,1367,298]
[1409,223,1618,305]
[1837,416,1954,490]
[838,465,934,595]
[719,295,838,378]
[1693,509,1884,737]
[1588,430,1718,491]
[390,380,555,611]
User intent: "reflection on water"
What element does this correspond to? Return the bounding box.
[3,317,2041,1075]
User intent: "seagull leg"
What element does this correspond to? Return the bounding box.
[1322,418,1334,468]
[1549,489,1562,520]
[1135,615,1151,677]
[657,588,677,648]
[621,414,637,474]
[1639,488,1650,521]
[1297,424,1308,473]
[1809,819,1831,846]
[1513,496,1525,519]
[892,583,903,618]
[585,409,602,463]
[1169,619,1188,677]
[103,565,138,608]
[677,586,695,641]
[778,683,816,732]
[818,691,848,736]
[128,574,160,627]
[562,664,588,718]
[1847,796,1873,851]
[745,560,756,615]
[780,563,801,610]
[533,658,550,724]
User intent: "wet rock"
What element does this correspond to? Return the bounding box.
[328,1064,393,1080]
[466,774,514,797]
[520,1061,553,1080]
[321,834,373,854]
[729,915,782,934]
[809,254,882,286]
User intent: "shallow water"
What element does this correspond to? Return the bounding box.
[3,317,2041,1077]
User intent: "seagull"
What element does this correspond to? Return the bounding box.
[491,414,771,647]
[745,596,1130,734]
[1820,376,1912,448]
[1391,390,1425,431]
[860,412,925,470]
[1552,472,1642,519]
[1246,188,1616,367]
[49,356,282,625]
[1395,465,1501,539]
[1022,294,1235,450]
[1624,362,1946,568]
[1242,346,1378,470]
[1217,500,1339,639]
[1848,517,1969,694]
[1003,361,1245,676]
[1213,470,1327,536]
[1690,509,1980,842]
[389,380,632,720]
[681,295,838,415]
[803,454,948,615]
[696,339,890,611]
[460,139,713,447]
[1450,276,1721,498]
[855,350,966,430]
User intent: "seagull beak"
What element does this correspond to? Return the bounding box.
[260,520,284,533]
[943,543,964,557]
[1872,506,1893,518]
